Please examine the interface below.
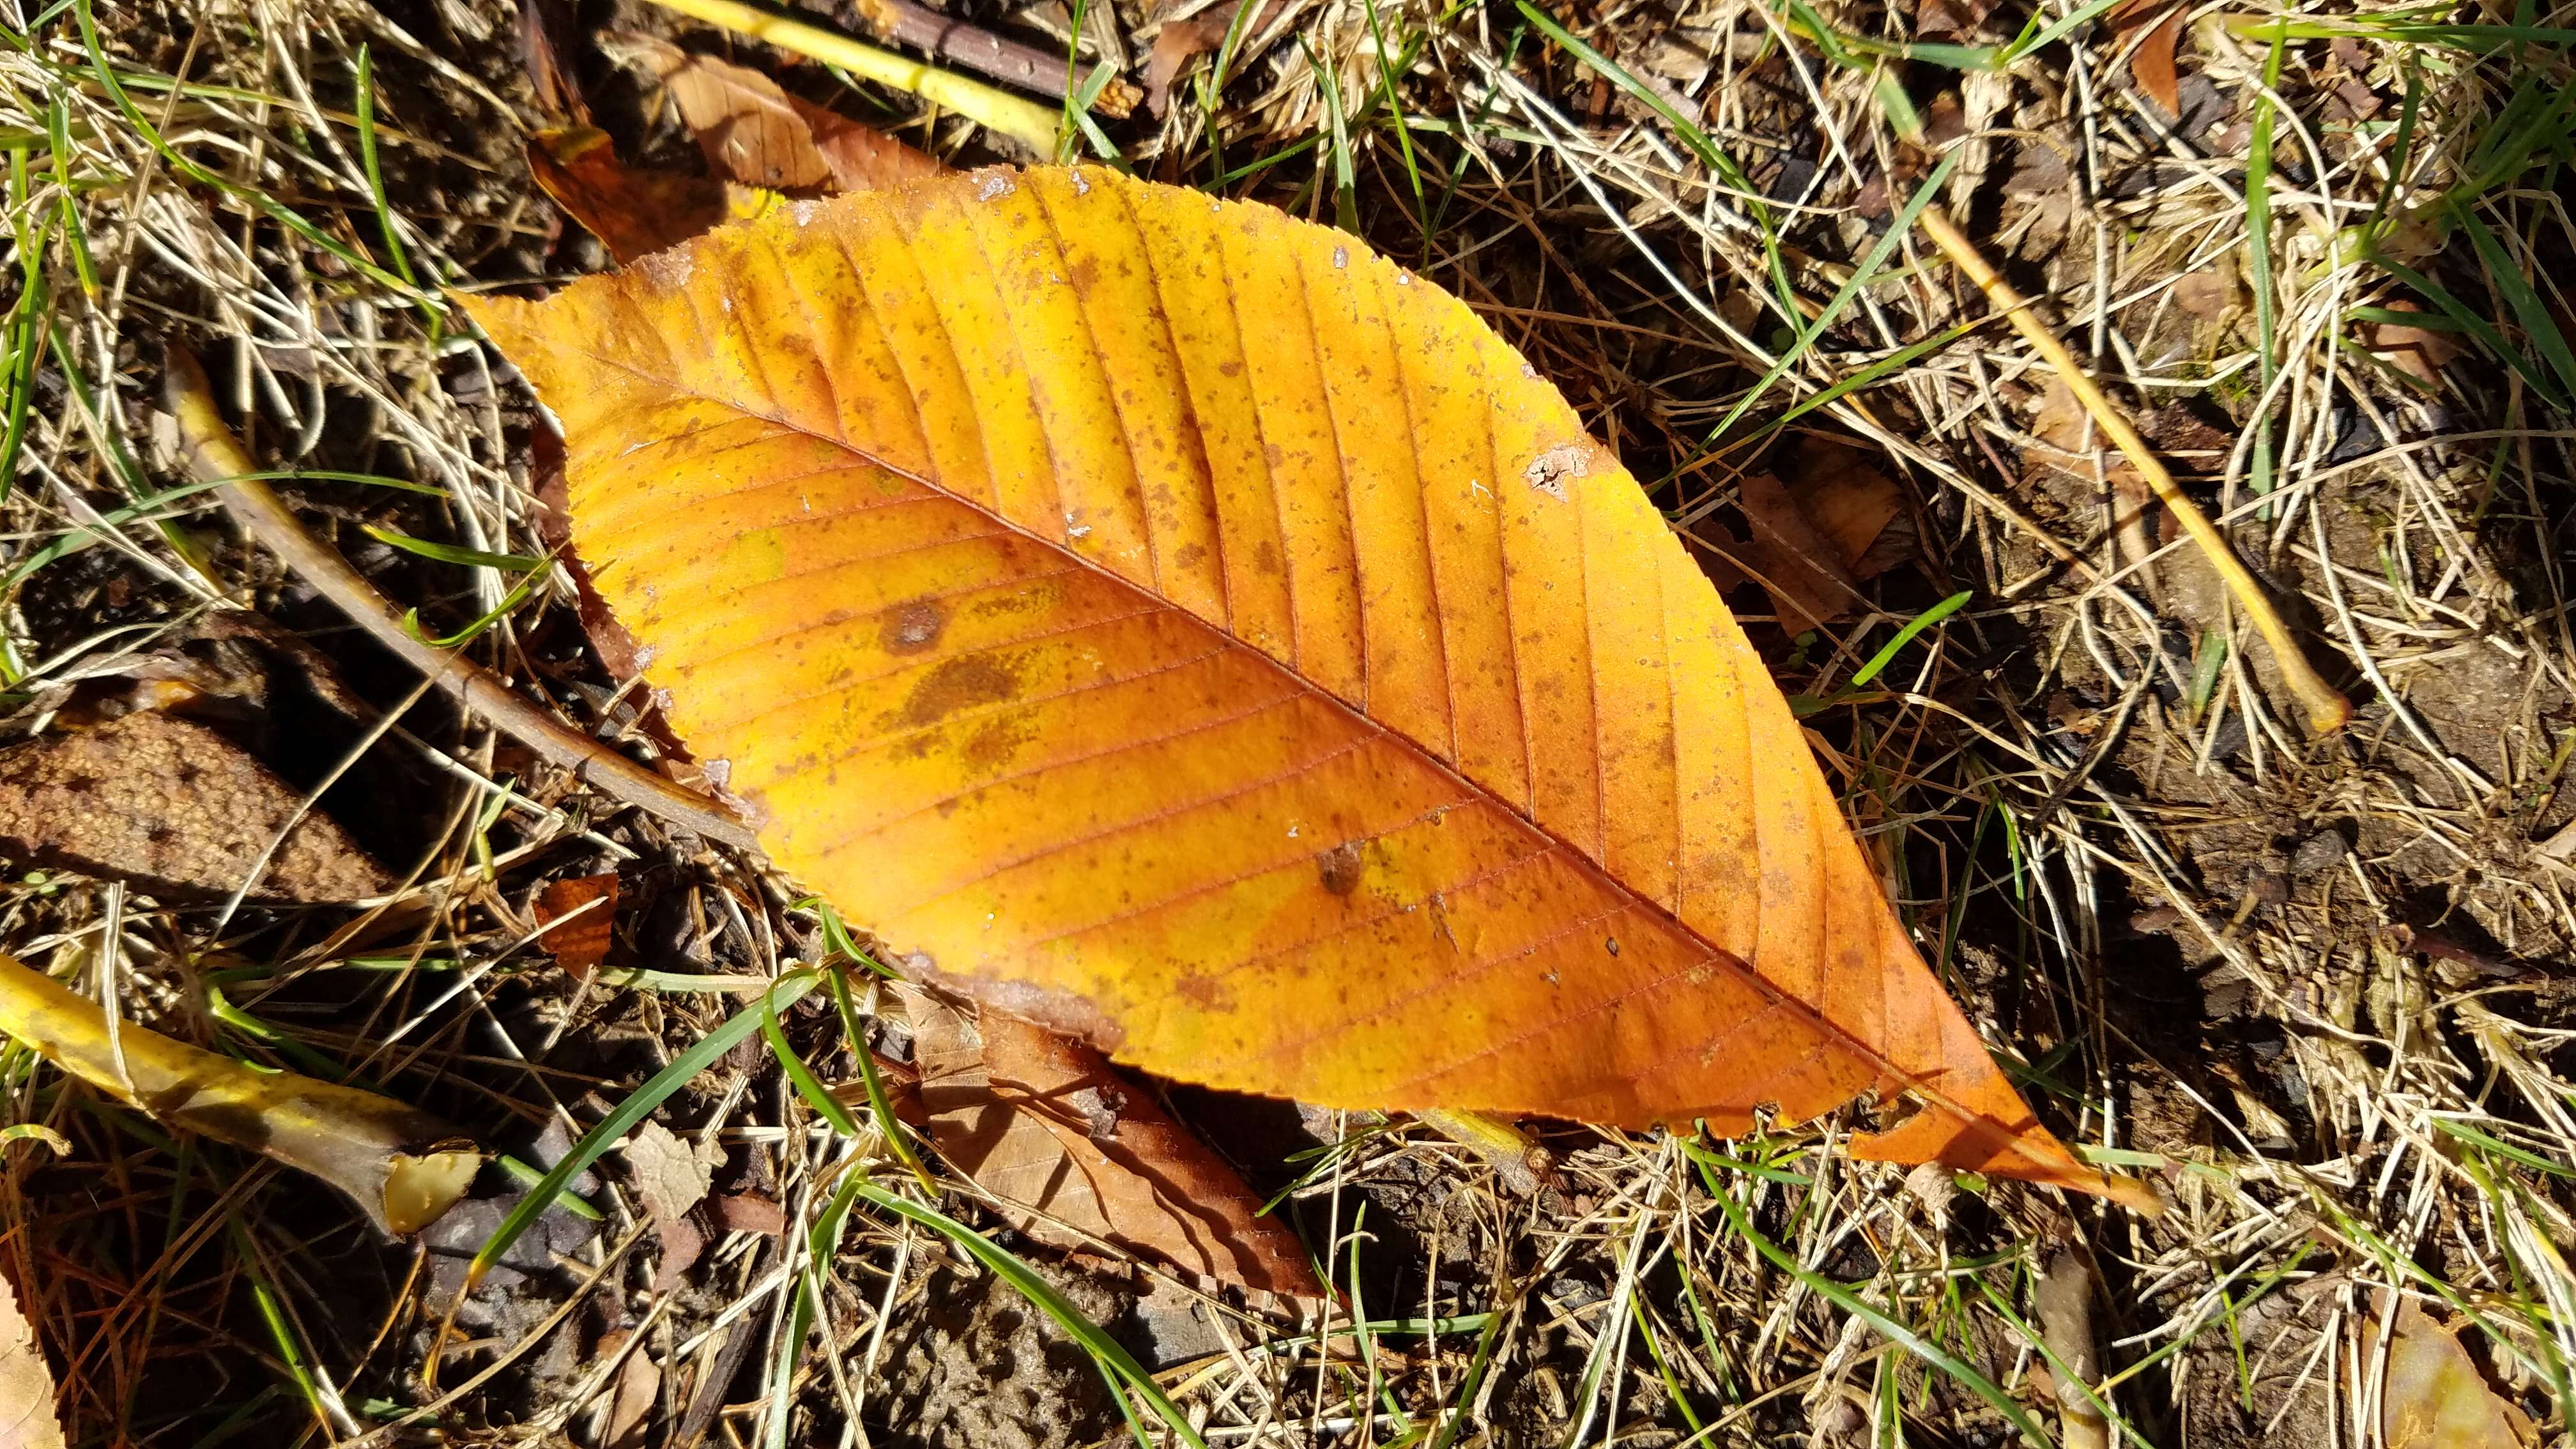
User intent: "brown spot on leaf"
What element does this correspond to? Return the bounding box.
[894,654,1020,730]
[1316,840,1365,896]
[881,597,946,654]
[960,712,1035,772]
[1174,969,1230,1010]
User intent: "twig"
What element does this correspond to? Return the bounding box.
[1913,204,2354,737]
[162,346,760,852]
[636,0,1064,153]
[838,0,1142,118]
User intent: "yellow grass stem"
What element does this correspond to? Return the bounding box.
[1913,204,2353,737]
[0,950,478,1235]
[636,0,1062,154]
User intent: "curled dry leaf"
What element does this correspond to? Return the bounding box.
[2379,1300,2536,1449]
[0,950,478,1236]
[1738,471,1862,636]
[0,1268,65,1449]
[896,981,1322,1300]
[0,709,391,903]
[616,34,942,195]
[2108,0,2184,118]
[532,872,621,980]
[469,166,2157,1211]
[528,126,769,266]
[2361,302,2463,389]
[1789,440,1911,583]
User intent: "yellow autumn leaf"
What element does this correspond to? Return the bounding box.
[469,165,2156,1212]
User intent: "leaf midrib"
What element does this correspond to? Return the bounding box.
[530,284,2000,1142]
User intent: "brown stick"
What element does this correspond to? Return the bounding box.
[840,0,1142,118]
[1913,204,2353,737]
[162,346,761,852]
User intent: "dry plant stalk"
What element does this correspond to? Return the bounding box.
[1913,205,2354,736]
[161,346,759,850]
[0,950,479,1235]
[636,0,1064,153]
[2032,1248,2109,1449]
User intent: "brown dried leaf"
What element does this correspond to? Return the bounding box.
[621,1119,716,1224]
[2027,381,2168,569]
[0,710,390,903]
[0,1268,65,1449]
[532,873,620,981]
[1915,0,1998,38]
[623,1119,721,1294]
[1142,1,1291,117]
[711,1192,786,1235]
[1142,15,1227,117]
[1738,471,1860,634]
[1789,439,1910,581]
[599,1329,661,1449]
[2363,302,2463,388]
[527,127,757,265]
[2124,3,2184,119]
[2172,268,2234,321]
[2380,1301,2534,1449]
[618,34,942,194]
[895,982,1323,1300]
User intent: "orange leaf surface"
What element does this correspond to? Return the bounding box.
[532,873,620,980]
[527,126,772,266]
[468,166,2156,1213]
[896,981,1323,1299]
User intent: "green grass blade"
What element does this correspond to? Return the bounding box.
[2373,253,2572,409]
[1706,149,1960,443]
[468,970,818,1287]
[847,1177,1209,1449]
[1701,1169,2055,1449]
[762,983,859,1135]
[824,964,937,1190]
[1850,591,1974,687]
[2454,204,2576,404]
[72,0,422,298]
[359,525,544,572]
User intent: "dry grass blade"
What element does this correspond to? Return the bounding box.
[0,951,478,1236]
